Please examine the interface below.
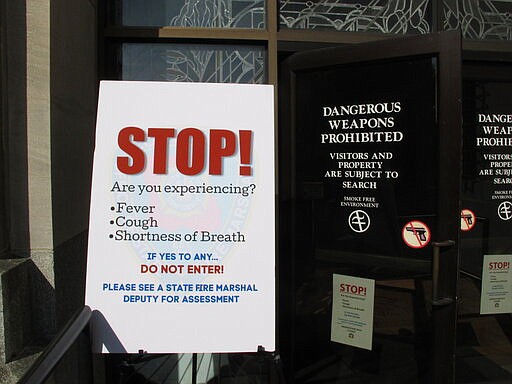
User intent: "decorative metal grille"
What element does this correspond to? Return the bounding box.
[443,0,512,40]
[122,44,266,84]
[279,0,432,34]
[120,0,265,28]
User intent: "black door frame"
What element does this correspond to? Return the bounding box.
[278,31,463,383]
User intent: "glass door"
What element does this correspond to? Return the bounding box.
[457,59,512,383]
[279,32,462,383]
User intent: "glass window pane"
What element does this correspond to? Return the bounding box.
[121,43,266,84]
[283,53,444,382]
[443,0,512,40]
[280,0,432,34]
[117,0,266,28]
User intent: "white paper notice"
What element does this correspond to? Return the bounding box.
[85,81,275,353]
[331,274,375,350]
[480,254,512,314]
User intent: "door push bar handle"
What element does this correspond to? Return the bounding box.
[432,240,455,308]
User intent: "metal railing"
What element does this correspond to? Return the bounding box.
[17,305,285,384]
[18,305,92,384]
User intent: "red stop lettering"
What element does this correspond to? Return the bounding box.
[176,128,205,176]
[340,283,367,296]
[117,127,146,174]
[116,127,252,176]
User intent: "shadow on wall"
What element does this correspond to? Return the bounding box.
[0,258,56,382]
[50,0,97,332]
[52,231,91,384]
[2,0,30,258]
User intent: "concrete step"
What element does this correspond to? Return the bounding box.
[0,346,42,384]
[0,258,55,383]
[0,259,35,364]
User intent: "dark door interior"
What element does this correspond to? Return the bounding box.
[456,57,512,383]
[279,31,462,384]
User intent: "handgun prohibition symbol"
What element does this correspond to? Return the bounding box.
[461,209,476,231]
[402,220,431,249]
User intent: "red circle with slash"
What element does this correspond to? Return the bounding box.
[402,220,431,249]
[460,209,476,232]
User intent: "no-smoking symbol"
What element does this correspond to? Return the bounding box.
[460,209,476,231]
[402,220,431,249]
[498,201,512,221]
[348,210,371,233]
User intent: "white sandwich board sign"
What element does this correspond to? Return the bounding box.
[85,81,275,353]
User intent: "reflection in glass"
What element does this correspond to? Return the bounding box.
[280,0,432,34]
[122,44,266,84]
[119,0,265,28]
[444,0,512,40]
[103,352,274,383]
[458,72,512,382]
